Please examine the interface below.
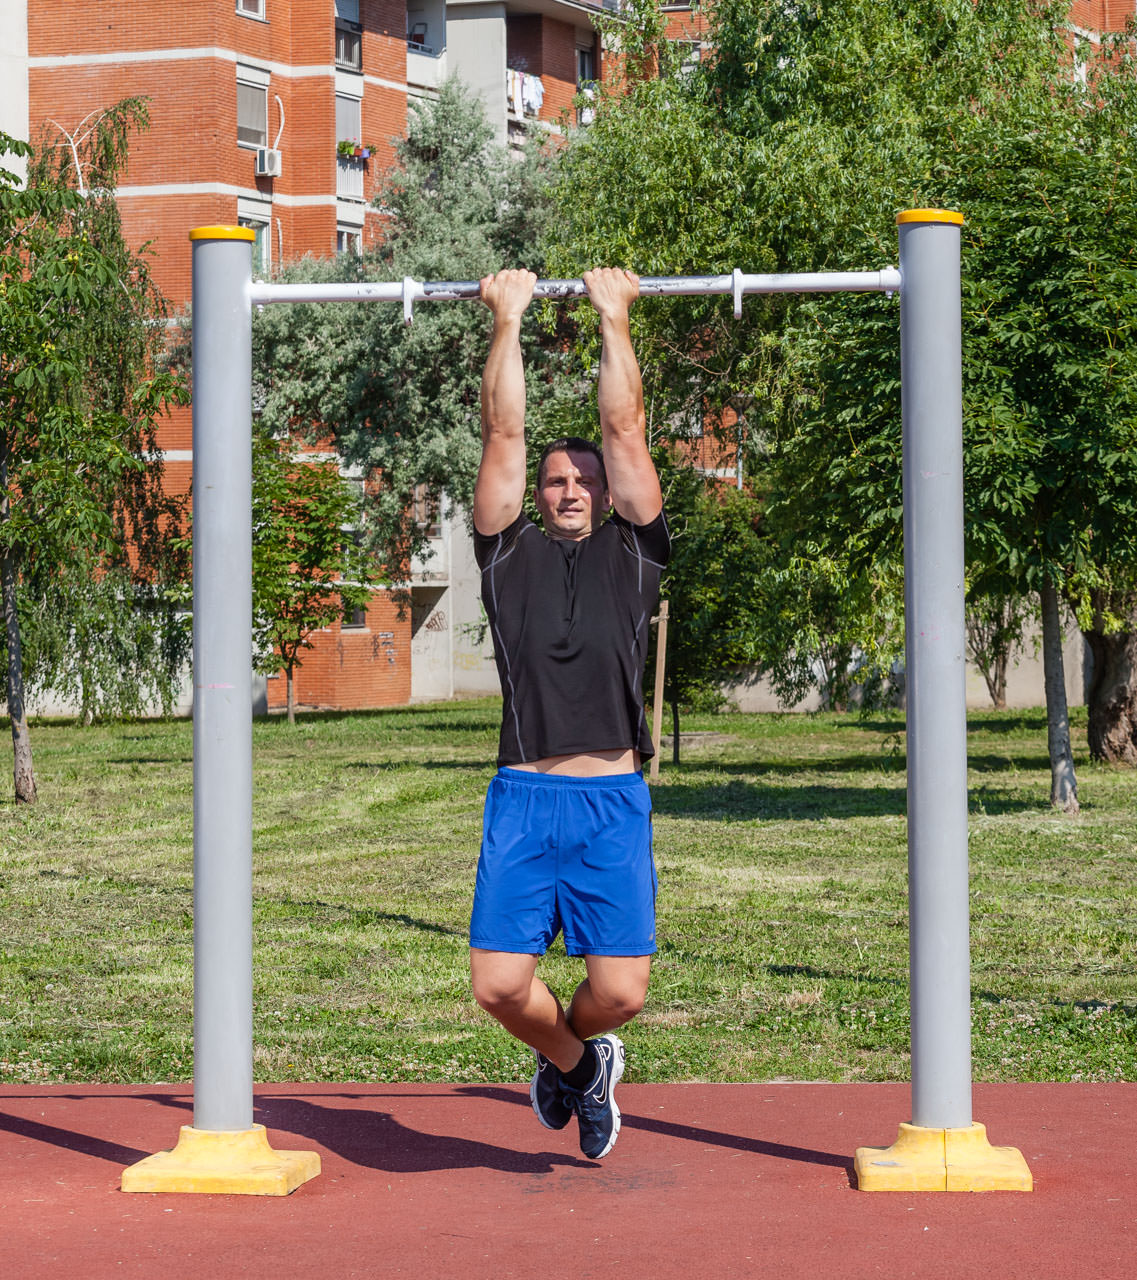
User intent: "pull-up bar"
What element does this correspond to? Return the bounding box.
[249,267,903,323]
[121,209,1031,1197]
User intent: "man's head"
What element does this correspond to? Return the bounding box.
[534,436,609,541]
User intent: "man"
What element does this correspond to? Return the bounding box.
[469,267,670,1160]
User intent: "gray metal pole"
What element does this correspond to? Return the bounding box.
[190,227,255,1132]
[898,210,972,1130]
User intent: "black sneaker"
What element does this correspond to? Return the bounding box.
[530,1050,573,1130]
[568,1034,625,1160]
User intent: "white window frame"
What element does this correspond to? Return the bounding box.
[576,43,597,125]
[336,224,363,256]
[576,44,596,90]
[1071,26,1097,90]
[236,0,266,20]
[238,197,272,275]
[671,39,703,80]
[336,23,363,70]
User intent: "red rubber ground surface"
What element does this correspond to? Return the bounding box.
[2,1081,1133,1278]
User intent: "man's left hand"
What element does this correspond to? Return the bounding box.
[583,268,639,321]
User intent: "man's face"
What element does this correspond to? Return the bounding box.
[534,449,610,541]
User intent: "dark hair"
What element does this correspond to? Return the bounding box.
[535,436,606,488]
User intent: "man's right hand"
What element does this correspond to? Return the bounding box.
[583,267,640,324]
[476,271,533,536]
[480,269,537,324]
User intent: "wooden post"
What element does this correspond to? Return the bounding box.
[649,599,669,783]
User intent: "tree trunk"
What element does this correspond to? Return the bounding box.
[2,547,37,804]
[991,651,1008,710]
[286,664,296,725]
[965,595,1021,709]
[1040,581,1078,814]
[1083,595,1137,764]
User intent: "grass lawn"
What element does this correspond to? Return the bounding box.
[1,701,1133,1086]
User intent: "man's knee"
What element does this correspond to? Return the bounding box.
[587,973,648,1025]
[471,975,529,1017]
[470,954,538,1018]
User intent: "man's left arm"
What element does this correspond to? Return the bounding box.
[585,268,663,526]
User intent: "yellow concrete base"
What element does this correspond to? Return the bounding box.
[855,1121,1032,1192]
[121,1124,321,1195]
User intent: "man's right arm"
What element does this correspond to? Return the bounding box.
[473,269,536,536]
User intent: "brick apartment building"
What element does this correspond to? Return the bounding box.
[2,0,641,713]
[3,1,1121,713]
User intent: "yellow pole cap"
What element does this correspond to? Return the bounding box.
[189,225,257,242]
[897,209,964,226]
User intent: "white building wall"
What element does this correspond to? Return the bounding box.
[444,2,508,143]
[449,506,502,696]
[0,0,30,182]
[725,626,1087,714]
[409,501,455,701]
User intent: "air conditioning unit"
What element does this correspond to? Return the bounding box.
[255,148,282,178]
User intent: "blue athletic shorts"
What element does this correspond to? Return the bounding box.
[469,767,657,958]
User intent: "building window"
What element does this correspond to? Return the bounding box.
[335,92,362,146]
[577,46,595,90]
[336,24,362,69]
[335,93,364,199]
[335,1,362,70]
[239,217,270,275]
[670,40,703,80]
[336,225,363,255]
[341,597,367,629]
[237,69,269,148]
[413,484,442,539]
[1072,28,1095,89]
[236,0,265,17]
[576,45,597,125]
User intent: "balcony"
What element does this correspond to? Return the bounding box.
[506,70,545,118]
[407,43,445,91]
[406,5,445,89]
[336,156,364,201]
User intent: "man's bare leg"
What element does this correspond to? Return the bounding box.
[469,948,587,1072]
[566,954,652,1042]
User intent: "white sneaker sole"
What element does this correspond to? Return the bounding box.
[530,1052,571,1131]
[583,1034,625,1159]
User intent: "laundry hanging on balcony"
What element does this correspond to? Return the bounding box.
[521,74,544,116]
[507,69,524,115]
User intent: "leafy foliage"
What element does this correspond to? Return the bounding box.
[546,1,1137,766]
[966,591,1035,710]
[249,433,381,722]
[1,103,187,797]
[653,464,767,713]
[253,79,571,577]
[18,568,189,722]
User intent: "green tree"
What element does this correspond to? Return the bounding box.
[1,102,186,801]
[651,466,767,760]
[965,591,1034,710]
[17,564,190,725]
[1083,579,1137,764]
[547,0,1137,808]
[253,78,569,581]
[250,432,381,724]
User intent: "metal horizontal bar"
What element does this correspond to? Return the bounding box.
[248,267,902,308]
